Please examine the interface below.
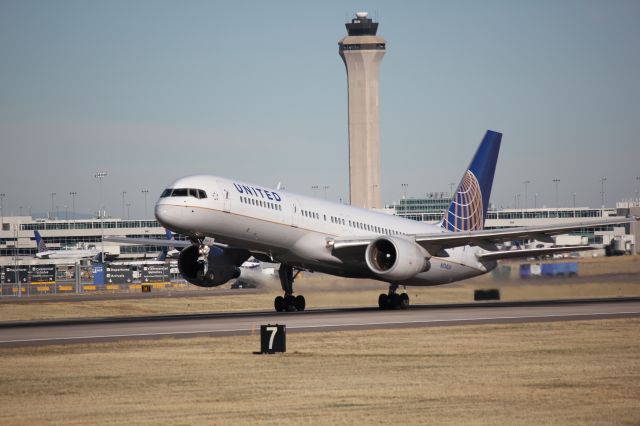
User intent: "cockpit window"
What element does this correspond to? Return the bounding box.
[171,188,189,197]
[163,188,207,199]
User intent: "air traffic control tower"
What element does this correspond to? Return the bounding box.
[339,12,386,209]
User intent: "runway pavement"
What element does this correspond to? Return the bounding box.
[1,298,639,347]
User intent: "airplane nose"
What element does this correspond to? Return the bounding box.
[155,203,183,229]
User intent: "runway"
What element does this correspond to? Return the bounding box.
[1,298,639,347]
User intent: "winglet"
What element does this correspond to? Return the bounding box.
[441,130,502,232]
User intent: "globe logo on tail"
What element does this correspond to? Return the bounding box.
[442,171,484,232]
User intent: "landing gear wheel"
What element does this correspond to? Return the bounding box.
[390,293,401,309]
[400,293,410,309]
[284,295,297,312]
[295,295,306,312]
[378,293,389,310]
[274,296,285,312]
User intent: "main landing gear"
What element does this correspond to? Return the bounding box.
[274,264,306,312]
[194,239,214,281]
[378,284,409,310]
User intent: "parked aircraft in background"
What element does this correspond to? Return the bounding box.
[112,131,636,312]
[34,230,115,261]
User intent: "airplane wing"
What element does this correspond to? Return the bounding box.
[475,245,594,261]
[103,236,193,248]
[331,217,635,259]
[103,235,233,249]
[412,217,634,253]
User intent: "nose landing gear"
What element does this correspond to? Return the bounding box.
[274,264,306,312]
[378,284,409,310]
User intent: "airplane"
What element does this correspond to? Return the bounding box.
[34,230,115,261]
[110,130,636,312]
[105,228,182,261]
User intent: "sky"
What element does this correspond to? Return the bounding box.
[1,0,639,219]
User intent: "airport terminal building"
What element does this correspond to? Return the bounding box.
[0,216,171,266]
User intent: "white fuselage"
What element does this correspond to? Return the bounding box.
[35,249,100,260]
[155,175,496,286]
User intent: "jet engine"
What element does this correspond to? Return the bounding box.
[365,236,430,282]
[178,244,250,287]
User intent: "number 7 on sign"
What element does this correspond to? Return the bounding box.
[266,326,278,350]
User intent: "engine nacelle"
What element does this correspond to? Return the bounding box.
[365,236,430,282]
[178,245,249,287]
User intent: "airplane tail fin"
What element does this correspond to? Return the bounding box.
[155,229,173,261]
[34,230,48,253]
[165,228,174,251]
[156,249,168,261]
[441,130,502,232]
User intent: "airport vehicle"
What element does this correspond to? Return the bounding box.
[34,230,115,261]
[115,131,635,311]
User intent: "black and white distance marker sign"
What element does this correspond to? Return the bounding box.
[258,324,286,354]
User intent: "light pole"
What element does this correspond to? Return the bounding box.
[64,205,68,220]
[600,177,607,208]
[18,206,23,216]
[573,192,576,208]
[449,182,455,198]
[552,178,560,209]
[311,185,318,197]
[401,183,408,199]
[126,203,131,220]
[50,192,56,219]
[69,192,77,219]
[141,189,149,219]
[95,171,108,263]
[322,186,329,200]
[523,180,531,209]
[0,193,5,225]
[121,191,127,219]
[534,193,538,209]
[636,176,640,201]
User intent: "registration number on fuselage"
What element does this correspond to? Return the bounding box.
[439,262,452,270]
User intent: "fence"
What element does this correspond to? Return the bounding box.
[0,263,188,297]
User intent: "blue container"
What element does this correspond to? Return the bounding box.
[541,263,555,277]
[519,264,531,279]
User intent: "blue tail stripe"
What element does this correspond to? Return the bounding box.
[442,130,502,232]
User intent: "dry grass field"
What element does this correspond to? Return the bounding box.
[1,255,638,322]
[0,318,638,425]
